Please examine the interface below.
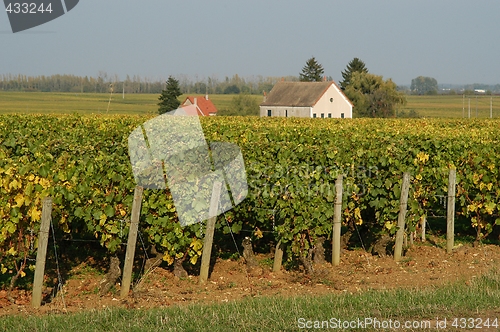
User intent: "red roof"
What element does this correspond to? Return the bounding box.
[179,104,203,116]
[182,96,218,116]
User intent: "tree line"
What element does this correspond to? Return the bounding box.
[3,71,498,98]
[0,73,295,95]
[0,73,162,94]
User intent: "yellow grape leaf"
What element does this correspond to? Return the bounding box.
[190,239,203,252]
[27,174,35,182]
[254,227,263,239]
[20,271,26,278]
[30,207,42,221]
[484,202,496,215]
[162,252,174,265]
[384,221,394,230]
[354,207,362,220]
[119,209,126,217]
[99,214,107,226]
[467,203,477,213]
[60,216,70,233]
[14,194,25,207]
[190,255,198,265]
[414,152,429,165]
[9,179,21,190]
[417,152,429,163]
[58,172,67,182]
[39,178,50,189]
[7,246,17,256]
[1,264,7,274]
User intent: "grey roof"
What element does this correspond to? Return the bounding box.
[260,81,334,107]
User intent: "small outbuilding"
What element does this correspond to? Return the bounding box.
[259,81,353,118]
[181,95,218,116]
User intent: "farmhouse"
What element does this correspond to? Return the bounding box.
[181,95,218,116]
[260,81,353,118]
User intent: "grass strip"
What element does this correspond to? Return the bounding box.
[1,271,499,331]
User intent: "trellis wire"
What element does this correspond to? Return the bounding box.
[50,218,66,310]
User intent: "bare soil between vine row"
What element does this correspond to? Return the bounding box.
[1,238,499,316]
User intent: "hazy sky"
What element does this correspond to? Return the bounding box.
[2,0,499,85]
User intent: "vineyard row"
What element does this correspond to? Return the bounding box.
[1,115,499,282]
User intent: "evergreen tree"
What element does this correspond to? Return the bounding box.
[158,76,182,114]
[299,57,325,82]
[340,58,368,90]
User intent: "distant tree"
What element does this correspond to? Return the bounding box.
[158,76,181,114]
[219,94,259,116]
[410,76,438,95]
[344,72,406,118]
[340,58,368,90]
[299,57,325,82]
[192,82,207,94]
[223,84,240,94]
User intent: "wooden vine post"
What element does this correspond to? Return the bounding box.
[332,175,343,266]
[446,168,456,254]
[421,215,426,242]
[199,181,222,284]
[120,186,143,298]
[273,240,284,273]
[394,172,411,262]
[31,197,53,309]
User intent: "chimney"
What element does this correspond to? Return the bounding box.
[205,94,209,100]
[194,97,197,105]
[323,76,327,82]
[263,91,267,102]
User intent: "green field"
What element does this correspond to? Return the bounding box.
[0,91,262,115]
[1,91,496,118]
[401,95,498,118]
